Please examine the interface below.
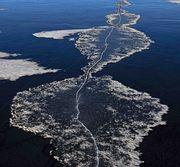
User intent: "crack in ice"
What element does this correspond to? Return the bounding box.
[75,1,123,166]
[75,26,114,167]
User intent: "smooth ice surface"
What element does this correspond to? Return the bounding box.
[33,29,94,40]
[0,52,58,81]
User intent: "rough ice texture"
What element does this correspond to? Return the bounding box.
[106,10,140,26]
[0,52,58,81]
[33,29,94,40]
[11,76,168,166]
[76,10,152,75]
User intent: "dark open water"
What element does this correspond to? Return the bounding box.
[0,0,180,166]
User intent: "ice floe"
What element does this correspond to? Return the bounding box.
[0,52,58,81]
[33,29,94,40]
[10,76,168,166]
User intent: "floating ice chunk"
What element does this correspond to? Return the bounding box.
[76,26,152,74]
[10,76,168,167]
[33,28,94,40]
[106,10,140,26]
[0,52,20,58]
[69,38,75,41]
[74,8,152,75]
[0,52,59,81]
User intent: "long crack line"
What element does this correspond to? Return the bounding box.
[74,1,122,166]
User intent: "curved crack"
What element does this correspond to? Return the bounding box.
[74,1,123,166]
